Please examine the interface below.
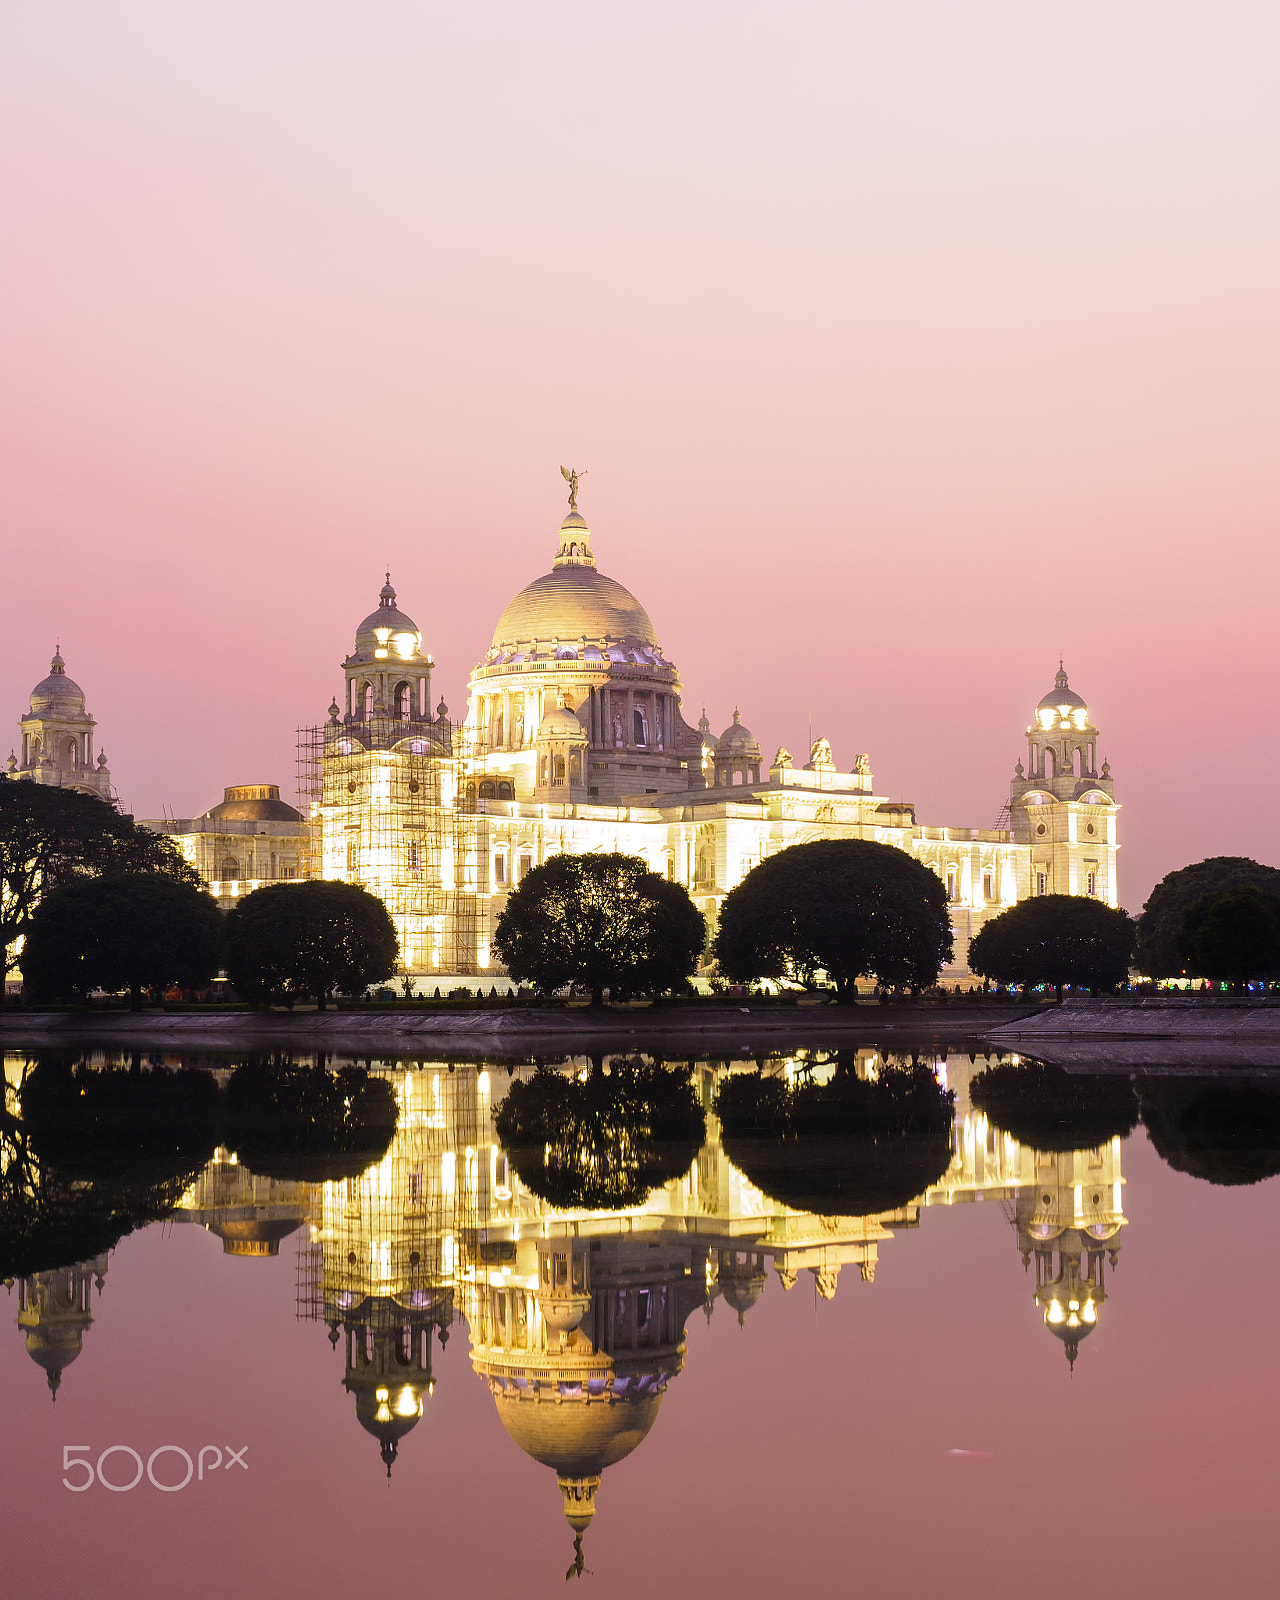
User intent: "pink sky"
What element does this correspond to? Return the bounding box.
[2,2,1278,910]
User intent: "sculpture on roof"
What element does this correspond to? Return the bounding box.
[559,464,586,513]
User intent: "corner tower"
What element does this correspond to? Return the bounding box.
[1009,665,1119,906]
[9,649,112,800]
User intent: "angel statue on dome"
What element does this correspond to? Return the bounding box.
[560,464,586,512]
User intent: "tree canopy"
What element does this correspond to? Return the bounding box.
[968,895,1134,992]
[222,880,398,1007]
[1177,885,1280,983]
[492,852,705,1004]
[1136,856,1280,978]
[21,873,223,1007]
[0,781,199,972]
[494,1058,705,1208]
[712,839,953,998]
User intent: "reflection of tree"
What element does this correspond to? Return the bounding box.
[0,1057,214,1281]
[222,1058,398,1183]
[1139,1078,1280,1187]
[970,1060,1138,1152]
[716,1058,953,1215]
[19,1051,220,1186]
[494,1059,705,1209]
[1,1054,400,1278]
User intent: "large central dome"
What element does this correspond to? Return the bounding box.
[489,510,658,650]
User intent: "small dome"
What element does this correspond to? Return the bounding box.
[206,785,302,823]
[537,704,589,743]
[355,576,421,650]
[717,709,760,757]
[28,650,87,716]
[1037,663,1088,715]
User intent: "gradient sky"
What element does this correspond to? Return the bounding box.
[3,2,1278,909]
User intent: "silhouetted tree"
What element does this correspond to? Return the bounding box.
[21,874,223,1007]
[712,840,952,998]
[968,895,1133,993]
[493,853,705,1004]
[495,1058,705,1208]
[1177,885,1280,983]
[1136,856,1280,978]
[970,1059,1138,1150]
[0,782,199,973]
[222,881,398,1008]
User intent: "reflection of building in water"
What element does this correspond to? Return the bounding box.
[469,1231,705,1537]
[178,1150,307,1257]
[293,1068,491,1473]
[1013,1147,1124,1368]
[13,1256,110,1399]
[916,1055,1127,1367]
[163,1053,1133,1533]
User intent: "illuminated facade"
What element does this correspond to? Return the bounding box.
[142,785,308,911]
[300,490,1119,979]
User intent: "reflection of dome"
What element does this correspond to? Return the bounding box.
[491,514,657,650]
[716,709,760,758]
[495,1389,664,1531]
[24,1326,86,1396]
[205,785,302,824]
[1043,1295,1099,1369]
[353,1380,429,1474]
[28,651,87,714]
[716,1248,767,1327]
[205,1216,303,1257]
[354,577,421,651]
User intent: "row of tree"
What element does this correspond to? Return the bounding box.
[6,781,1279,1002]
[21,875,398,1008]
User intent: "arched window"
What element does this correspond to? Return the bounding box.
[553,756,566,783]
[497,780,514,801]
[493,852,507,885]
[696,849,714,886]
[1043,747,1056,779]
[946,867,958,901]
[359,682,373,720]
[222,858,240,881]
[395,682,413,721]
[64,738,77,767]
[633,709,646,745]
[478,781,496,800]
[569,753,580,783]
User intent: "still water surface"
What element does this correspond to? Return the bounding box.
[2,1043,1277,1599]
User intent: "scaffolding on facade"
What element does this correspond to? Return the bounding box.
[296,708,485,976]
